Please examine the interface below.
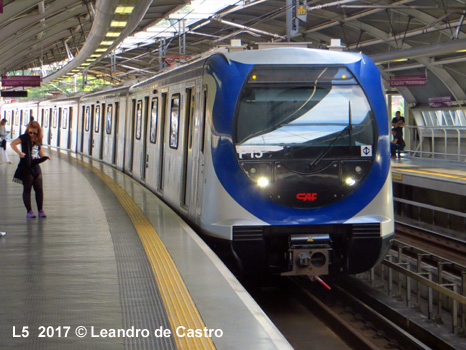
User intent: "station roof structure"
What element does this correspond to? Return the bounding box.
[2,0,466,107]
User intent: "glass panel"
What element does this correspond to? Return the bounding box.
[94,105,101,133]
[236,77,375,155]
[62,108,69,129]
[135,101,142,140]
[456,110,466,125]
[85,107,90,131]
[442,111,453,126]
[150,98,158,143]
[106,105,113,134]
[169,94,180,149]
[24,110,29,126]
[426,111,435,126]
[435,111,444,125]
[52,109,58,128]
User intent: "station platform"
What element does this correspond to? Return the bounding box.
[391,156,466,192]
[0,149,292,350]
[390,156,465,237]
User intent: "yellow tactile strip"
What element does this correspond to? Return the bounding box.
[76,158,216,350]
[392,167,466,181]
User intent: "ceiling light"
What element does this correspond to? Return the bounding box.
[101,41,114,46]
[106,32,121,37]
[115,6,135,14]
[95,48,107,52]
[111,21,127,27]
[91,54,101,57]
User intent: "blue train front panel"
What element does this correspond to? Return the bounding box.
[203,48,393,276]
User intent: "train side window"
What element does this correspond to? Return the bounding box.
[52,109,58,128]
[62,108,69,129]
[201,86,208,153]
[43,109,49,128]
[150,98,158,143]
[85,106,90,131]
[95,105,101,133]
[169,94,180,149]
[14,111,19,126]
[23,110,29,126]
[186,88,195,150]
[106,104,113,134]
[135,100,143,140]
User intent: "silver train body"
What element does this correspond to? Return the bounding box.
[1,48,394,277]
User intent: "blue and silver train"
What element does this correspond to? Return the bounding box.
[1,47,394,277]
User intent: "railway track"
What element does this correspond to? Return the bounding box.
[288,275,465,350]
[395,222,466,266]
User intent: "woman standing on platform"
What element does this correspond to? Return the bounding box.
[11,121,51,218]
[0,119,12,164]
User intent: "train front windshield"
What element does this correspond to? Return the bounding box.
[236,67,375,151]
[234,66,378,208]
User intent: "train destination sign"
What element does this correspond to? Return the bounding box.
[1,75,41,87]
[389,75,426,87]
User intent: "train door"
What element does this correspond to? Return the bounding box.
[82,105,94,155]
[158,93,168,192]
[131,99,145,180]
[144,97,159,192]
[181,87,195,209]
[92,104,103,159]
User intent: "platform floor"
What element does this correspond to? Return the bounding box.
[0,148,292,350]
[391,156,466,192]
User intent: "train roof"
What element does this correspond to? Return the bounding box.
[224,47,365,66]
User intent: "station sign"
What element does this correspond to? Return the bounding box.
[296,0,307,22]
[428,96,452,108]
[389,75,426,87]
[1,91,28,98]
[1,75,41,87]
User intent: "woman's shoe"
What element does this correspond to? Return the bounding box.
[38,210,47,218]
[27,211,36,218]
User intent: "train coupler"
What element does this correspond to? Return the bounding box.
[281,234,332,277]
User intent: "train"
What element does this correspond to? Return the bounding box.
[1,46,394,278]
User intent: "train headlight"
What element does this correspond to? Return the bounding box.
[257,177,270,188]
[345,177,356,186]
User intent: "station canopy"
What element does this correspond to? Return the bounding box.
[2,0,466,107]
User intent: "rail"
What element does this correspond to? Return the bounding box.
[360,240,466,336]
[403,125,466,162]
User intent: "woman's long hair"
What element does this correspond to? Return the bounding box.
[26,121,43,145]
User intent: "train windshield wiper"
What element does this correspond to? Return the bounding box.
[309,101,353,169]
